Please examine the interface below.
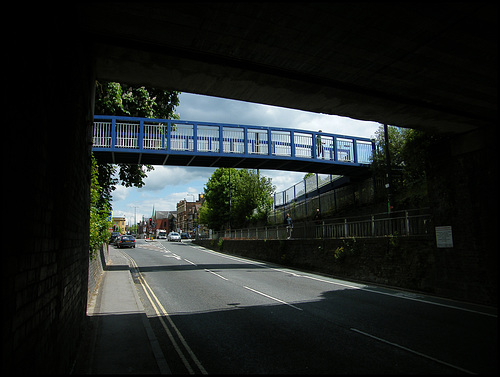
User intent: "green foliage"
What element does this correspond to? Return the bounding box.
[95,82,125,115]
[388,232,400,248]
[117,162,154,189]
[89,155,112,259]
[95,81,180,120]
[96,162,118,207]
[333,237,356,262]
[333,246,345,260]
[199,168,275,230]
[371,125,435,207]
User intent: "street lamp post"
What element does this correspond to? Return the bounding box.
[133,206,138,235]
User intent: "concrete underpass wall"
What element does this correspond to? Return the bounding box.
[194,237,496,306]
[4,16,95,373]
[425,130,497,306]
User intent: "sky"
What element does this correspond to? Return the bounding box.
[110,92,381,227]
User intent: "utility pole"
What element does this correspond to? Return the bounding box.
[228,168,232,232]
[133,206,138,234]
[383,124,393,215]
[316,173,321,214]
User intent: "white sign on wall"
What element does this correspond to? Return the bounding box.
[435,226,453,248]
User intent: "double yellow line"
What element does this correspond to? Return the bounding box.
[124,253,207,375]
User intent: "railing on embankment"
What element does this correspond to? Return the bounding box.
[202,209,432,240]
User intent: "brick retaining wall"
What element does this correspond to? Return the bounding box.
[5,25,94,373]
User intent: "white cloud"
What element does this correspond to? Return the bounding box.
[112,185,131,201]
[259,170,305,193]
[178,92,381,139]
[142,166,215,191]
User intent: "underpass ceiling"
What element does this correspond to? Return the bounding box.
[78,2,497,134]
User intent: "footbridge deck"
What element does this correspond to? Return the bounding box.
[92,115,374,175]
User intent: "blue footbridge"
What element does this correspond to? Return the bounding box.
[92,115,374,176]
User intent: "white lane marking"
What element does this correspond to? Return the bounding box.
[140,244,164,251]
[244,286,303,311]
[189,244,497,318]
[163,253,181,260]
[295,274,497,317]
[350,328,475,374]
[184,259,197,266]
[298,274,363,289]
[192,246,267,266]
[204,269,228,281]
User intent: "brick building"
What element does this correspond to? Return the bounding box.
[176,194,205,235]
[153,210,177,233]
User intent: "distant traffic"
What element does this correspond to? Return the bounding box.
[109,230,192,248]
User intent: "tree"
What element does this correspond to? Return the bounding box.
[199,168,275,230]
[371,125,434,207]
[233,169,275,226]
[371,125,409,173]
[198,168,230,230]
[95,81,180,120]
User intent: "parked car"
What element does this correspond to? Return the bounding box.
[167,232,181,242]
[116,235,136,248]
[109,232,121,244]
[113,235,123,246]
[181,232,191,239]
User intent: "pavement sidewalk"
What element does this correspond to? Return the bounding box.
[72,247,170,374]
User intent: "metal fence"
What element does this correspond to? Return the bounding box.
[92,115,374,165]
[270,176,384,224]
[274,173,343,207]
[202,209,432,240]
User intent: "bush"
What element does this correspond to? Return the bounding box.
[89,155,112,259]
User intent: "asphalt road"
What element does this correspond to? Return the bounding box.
[121,239,497,374]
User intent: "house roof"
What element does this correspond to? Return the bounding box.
[154,210,177,219]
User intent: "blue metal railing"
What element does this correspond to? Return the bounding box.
[92,115,374,165]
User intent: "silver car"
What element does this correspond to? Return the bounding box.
[167,232,181,242]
